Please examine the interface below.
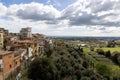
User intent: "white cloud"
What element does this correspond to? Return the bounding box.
[0,3,7,16]
[7,2,60,21]
[61,0,120,27]
[0,0,120,36]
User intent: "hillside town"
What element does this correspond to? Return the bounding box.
[0,27,52,80]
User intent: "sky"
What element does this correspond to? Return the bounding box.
[0,0,120,36]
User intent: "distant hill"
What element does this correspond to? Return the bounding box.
[48,36,120,40]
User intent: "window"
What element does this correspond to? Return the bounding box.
[9,64,12,68]
[15,61,17,65]
[0,64,2,71]
[0,56,2,59]
[20,59,21,63]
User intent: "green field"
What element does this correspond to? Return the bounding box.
[85,47,120,77]
[95,47,120,54]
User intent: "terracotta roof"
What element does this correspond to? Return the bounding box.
[14,49,26,57]
[13,43,21,47]
[0,51,13,55]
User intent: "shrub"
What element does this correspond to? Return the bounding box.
[28,58,57,80]
[90,47,94,51]
[81,77,90,80]
[82,68,94,77]
[105,50,111,58]
[96,49,105,55]
[112,52,120,65]
[82,61,89,68]
[95,63,112,76]
[90,75,99,80]
[80,48,83,52]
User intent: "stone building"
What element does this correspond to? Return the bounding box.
[0,32,4,49]
[20,27,32,39]
[0,28,9,36]
[0,51,21,80]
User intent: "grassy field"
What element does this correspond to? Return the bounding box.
[95,47,120,54]
[82,47,90,54]
[83,47,120,77]
[74,45,120,78]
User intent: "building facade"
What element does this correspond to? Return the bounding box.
[0,51,21,80]
[20,27,32,39]
[0,32,4,49]
[0,28,9,36]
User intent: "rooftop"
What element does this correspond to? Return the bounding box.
[14,49,26,57]
[0,51,12,55]
[17,40,34,43]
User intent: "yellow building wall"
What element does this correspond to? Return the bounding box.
[0,32,3,49]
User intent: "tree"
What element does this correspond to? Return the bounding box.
[112,52,120,65]
[117,56,120,65]
[95,63,112,76]
[90,47,94,51]
[28,40,107,80]
[96,49,105,55]
[28,58,57,80]
[82,61,89,68]
[107,40,115,47]
[45,46,53,57]
[80,48,83,52]
[81,77,90,80]
[105,50,111,58]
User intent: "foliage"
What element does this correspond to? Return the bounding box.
[96,49,105,55]
[95,47,120,53]
[107,40,115,47]
[105,50,111,58]
[28,58,57,80]
[28,41,109,80]
[90,47,94,51]
[44,45,53,57]
[95,62,112,76]
[112,52,120,65]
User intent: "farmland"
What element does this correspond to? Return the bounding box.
[28,38,120,80]
[84,47,120,78]
[68,38,120,79]
[95,47,120,54]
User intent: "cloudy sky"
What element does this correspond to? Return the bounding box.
[0,0,120,36]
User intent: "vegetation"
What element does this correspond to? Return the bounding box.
[28,58,57,80]
[95,47,120,53]
[28,39,120,80]
[107,40,115,47]
[28,41,107,80]
[112,52,120,65]
[95,62,112,76]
